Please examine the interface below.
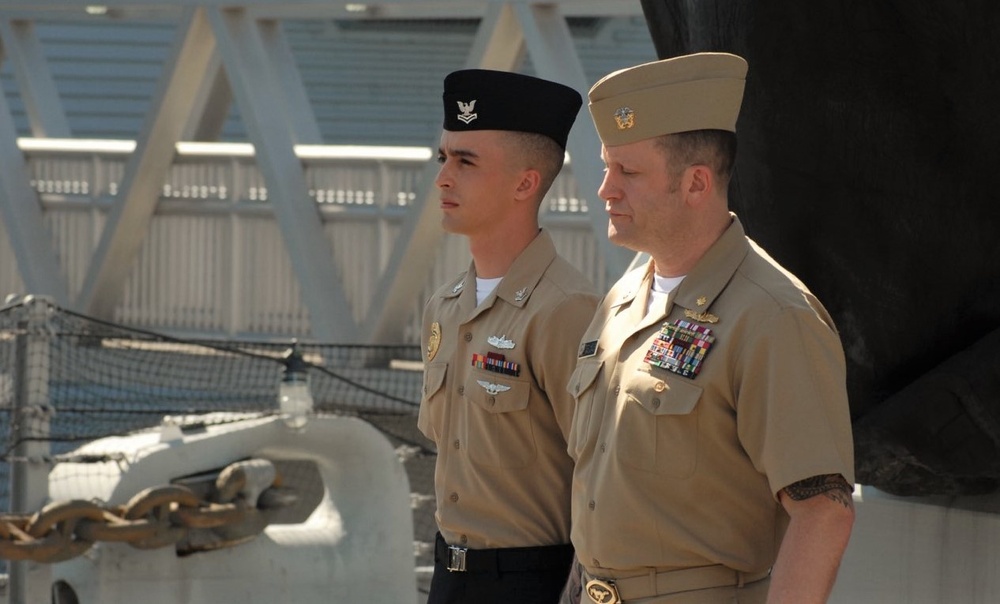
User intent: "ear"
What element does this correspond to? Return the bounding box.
[683,164,713,205]
[513,168,543,202]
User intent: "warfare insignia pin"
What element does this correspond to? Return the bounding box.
[457,100,478,124]
[452,280,465,294]
[427,322,442,362]
[645,319,716,378]
[487,335,515,350]
[684,309,719,324]
[613,106,635,130]
[476,380,511,395]
[514,287,528,302]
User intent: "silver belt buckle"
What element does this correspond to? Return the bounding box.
[447,545,468,572]
[585,578,621,604]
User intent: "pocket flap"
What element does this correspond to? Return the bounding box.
[422,362,448,400]
[625,369,702,415]
[568,359,604,398]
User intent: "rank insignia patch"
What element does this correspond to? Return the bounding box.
[472,352,521,377]
[456,100,477,124]
[579,340,598,358]
[644,319,715,378]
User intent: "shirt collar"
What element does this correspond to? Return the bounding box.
[607,213,749,313]
[438,229,557,309]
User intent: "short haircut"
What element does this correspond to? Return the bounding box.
[501,131,567,203]
[656,129,737,186]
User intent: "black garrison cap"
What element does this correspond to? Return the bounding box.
[442,69,582,150]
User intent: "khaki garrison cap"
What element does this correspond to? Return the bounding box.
[588,52,748,146]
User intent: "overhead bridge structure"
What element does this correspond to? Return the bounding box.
[0,1,653,343]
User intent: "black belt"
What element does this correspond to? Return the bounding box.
[434,533,573,574]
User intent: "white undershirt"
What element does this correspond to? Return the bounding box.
[647,273,685,316]
[476,276,503,306]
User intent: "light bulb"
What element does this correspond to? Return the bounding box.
[279,376,313,429]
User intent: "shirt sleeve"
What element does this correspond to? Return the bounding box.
[735,305,856,497]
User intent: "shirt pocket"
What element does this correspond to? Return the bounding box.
[463,371,534,469]
[418,362,448,443]
[616,368,702,478]
[567,359,605,459]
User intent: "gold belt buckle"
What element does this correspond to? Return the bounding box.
[585,578,621,604]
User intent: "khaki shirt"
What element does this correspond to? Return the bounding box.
[419,230,599,549]
[568,215,855,577]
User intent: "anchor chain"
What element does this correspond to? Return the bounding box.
[0,459,292,563]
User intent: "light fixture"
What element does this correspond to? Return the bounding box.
[85,5,109,16]
[279,341,313,429]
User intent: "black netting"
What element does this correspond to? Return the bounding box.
[0,298,437,582]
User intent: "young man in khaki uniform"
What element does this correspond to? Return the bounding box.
[419,69,600,603]
[563,53,856,604]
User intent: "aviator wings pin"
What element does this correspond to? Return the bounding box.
[476,380,511,396]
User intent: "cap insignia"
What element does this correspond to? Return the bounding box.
[476,380,511,396]
[456,100,478,124]
[614,106,635,130]
[426,322,442,362]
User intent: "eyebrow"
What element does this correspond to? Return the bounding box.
[438,147,480,160]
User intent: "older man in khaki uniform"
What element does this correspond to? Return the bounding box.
[564,53,856,604]
[419,69,600,603]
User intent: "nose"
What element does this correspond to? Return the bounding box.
[434,161,451,189]
[598,171,618,205]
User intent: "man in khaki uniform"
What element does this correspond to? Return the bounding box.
[564,53,856,604]
[419,69,600,603]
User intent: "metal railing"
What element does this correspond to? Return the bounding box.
[0,140,603,342]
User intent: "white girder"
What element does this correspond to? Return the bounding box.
[0,68,69,304]
[206,7,357,342]
[77,8,219,321]
[0,19,70,137]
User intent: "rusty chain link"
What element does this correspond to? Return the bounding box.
[0,459,291,564]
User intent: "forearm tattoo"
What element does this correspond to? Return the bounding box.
[784,474,854,508]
